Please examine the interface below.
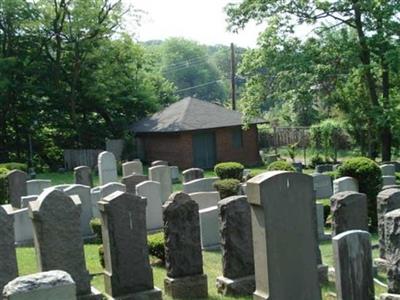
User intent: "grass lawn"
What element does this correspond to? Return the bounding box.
[16,233,387,299]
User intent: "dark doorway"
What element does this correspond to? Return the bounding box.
[192,132,216,169]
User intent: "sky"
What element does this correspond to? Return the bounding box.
[123,0,269,48]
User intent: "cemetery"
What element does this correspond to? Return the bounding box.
[2,0,400,299]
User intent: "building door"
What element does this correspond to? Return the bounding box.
[192,132,216,169]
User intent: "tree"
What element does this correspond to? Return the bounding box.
[227,0,400,160]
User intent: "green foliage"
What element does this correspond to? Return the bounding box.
[310,154,325,168]
[90,218,102,244]
[266,161,295,172]
[0,162,28,172]
[98,245,105,269]
[147,232,165,264]
[214,162,244,180]
[324,171,338,181]
[0,168,8,205]
[338,157,382,230]
[310,119,348,162]
[213,179,241,199]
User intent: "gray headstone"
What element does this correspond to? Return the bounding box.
[216,195,254,296]
[28,189,98,298]
[163,192,208,298]
[199,206,219,249]
[73,166,93,187]
[0,205,18,293]
[383,176,397,187]
[99,191,161,299]
[189,191,220,210]
[385,209,400,294]
[332,230,374,300]
[151,160,168,167]
[333,177,358,194]
[2,270,76,300]
[98,151,118,185]
[149,166,172,204]
[121,174,147,194]
[247,171,321,300]
[63,185,93,237]
[331,192,369,236]
[183,177,218,194]
[122,161,143,177]
[26,180,51,196]
[316,203,328,241]
[170,166,180,183]
[136,181,163,231]
[377,188,400,259]
[7,170,27,208]
[312,173,333,199]
[182,168,204,183]
[381,164,396,176]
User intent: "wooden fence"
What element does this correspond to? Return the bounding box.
[259,126,310,148]
[63,149,103,170]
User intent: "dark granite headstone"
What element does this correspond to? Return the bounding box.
[182,168,204,183]
[121,174,147,194]
[7,170,27,208]
[73,166,93,187]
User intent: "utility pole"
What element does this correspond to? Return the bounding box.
[230,43,236,110]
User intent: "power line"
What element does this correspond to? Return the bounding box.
[175,80,223,93]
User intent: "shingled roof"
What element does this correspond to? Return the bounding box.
[131,97,266,133]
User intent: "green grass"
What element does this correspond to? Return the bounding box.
[16,234,388,299]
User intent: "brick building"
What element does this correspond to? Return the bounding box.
[131,97,266,169]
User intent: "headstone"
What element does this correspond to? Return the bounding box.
[149,165,172,204]
[13,196,37,245]
[122,160,143,177]
[26,180,51,196]
[199,206,219,249]
[292,162,303,173]
[247,171,322,300]
[63,185,94,237]
[2,270,76,300]
[163,192,208,298]
[316,203,329,241]
[98,151,118,186]
[383,185,400,191]
[383,176,397,187]
[91,183,126,219]
[189,191,220,210]
[382,209,400,299]
[315,164,333,173]
[183,177,218,194]
[333,177,358,194]
[377,188,400,259]
[216,196,255,296]
[151,160,168,167]
[381,164,396,176]
[312,173,333,199]
[0,205,18,293]
[121,174,147,194]
[99,191,162,299]
[330,192,369,236]
[332,230,374,300]
[7,170,27,208]
[170,166,180,183]
[73,166,93,187]
[28,189,101,299]
[136,181,163,231]
[182,168,204,183]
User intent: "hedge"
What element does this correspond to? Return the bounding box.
[266,161,296,172]
[214,162,244,180]
[148,232,165,264]
[0,168,8,205]
[0,162,28,172]
[213,179,241,199]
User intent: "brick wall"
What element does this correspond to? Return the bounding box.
[137,125,261,169]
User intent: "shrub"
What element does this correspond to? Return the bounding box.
[310,154,325,168]
[148,232,165,264]
[0,162,28,172]
[266,161,296,172]
[213,179,241,199]
[90,218,102,244]
[324,171,338,181]
[214,162,244,180]
[338,157,382,230]
[98,245,105,268]
[0,168,8,205]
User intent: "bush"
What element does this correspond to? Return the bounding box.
[214,162,244,180]
[90,218,102,244]
[148,232,165,264]
[266,161,296,172]
[310,154,325,168]
[338,157,382,230]
[324,171,338,181]
[213,179,241,199]
[0,168,8,205]
[98,245,105,268]
[0,162,28,172]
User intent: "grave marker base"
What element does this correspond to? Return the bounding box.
[381,294,400,300]
[216,275,255,296]
[104,287,162,300]
[164,274,208,299]
[77,287,103,300]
